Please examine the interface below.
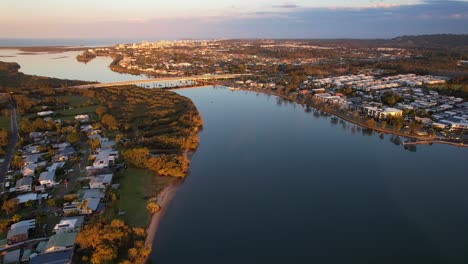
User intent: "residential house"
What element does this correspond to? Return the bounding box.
[44,232,77,253]
[7,226,29,244]
[15,177,33,192]
[89,174,113,189]
[29,249,74,264]
[74,114,89,122]
[3,249,21,264]
[53,216,84,233]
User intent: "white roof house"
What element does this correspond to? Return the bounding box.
[89,174,113,189]
[16,193,38,204]
[39,171,56,186]
[53,216,84,233]
[10,219,36,230]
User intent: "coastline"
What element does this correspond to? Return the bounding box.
[237,87,467,148]
[144,182,181,249]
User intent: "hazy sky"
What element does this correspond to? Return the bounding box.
[1,0,467,39]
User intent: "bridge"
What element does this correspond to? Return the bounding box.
[70,74,251,89]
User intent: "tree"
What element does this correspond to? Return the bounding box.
[122,148,150,168]
[10,154,23,170]
[381,91,401,106]
[76,219,132,264]
[365,118,376,127]
[146,199,160,214]
[2,198,19,215]
[101,114,119,131]
[146,154,188,177]
[66,132,80,144]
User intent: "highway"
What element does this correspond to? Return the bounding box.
[0,104,18,184]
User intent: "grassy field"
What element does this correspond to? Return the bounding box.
[0,115,9,131]
[116,168,152,227]
[56,105,98,121]
[57,95,97,107]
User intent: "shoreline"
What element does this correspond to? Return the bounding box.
[144,182,181,249]
[143,144,199,263]
[237,87,467,148]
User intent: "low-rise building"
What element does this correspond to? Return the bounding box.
[89,174,113,189]
[363,107,403,119]
[7,226,29,244]
[53,216,84,233]
[44,232,77,253]
[15,177,33,192]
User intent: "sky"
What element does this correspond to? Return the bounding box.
[0,0,467,39]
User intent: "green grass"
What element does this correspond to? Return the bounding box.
[116,168,152,227]
[58,95,98,107]
[56,105,98,121]
[0,115,10,131]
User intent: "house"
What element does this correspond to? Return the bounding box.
[15,177,33,192]
[23,153,44,165]
[3,249,21,264]
[10,219,36,230]
[29,248,74,264]
[37,111,53,116]
[22,163,38,177]
[29,132,43,141]
[363,107,403,119]
[89,174,113,189]
[39,162,65,186]
[16,193,38,204]
[74,114,89,122]
[7,226,29,244]
[80,189,105,200]
[44,232,77,253]
[53,216,84,233]
[92,156,115,168]
[39,170,56,186]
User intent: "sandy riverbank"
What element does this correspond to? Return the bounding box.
[144,183,181,248]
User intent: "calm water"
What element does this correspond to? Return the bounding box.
[152,87,468,264]
[2,52,468,263]
[0,49,146,82]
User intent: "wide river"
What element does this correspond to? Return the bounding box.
[1,50,468,264]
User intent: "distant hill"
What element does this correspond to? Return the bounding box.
[388,34,468,48]
[0,61,92,89]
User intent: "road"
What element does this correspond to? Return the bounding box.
[0,105,19,184]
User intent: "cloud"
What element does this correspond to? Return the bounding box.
[1,0,467,39]
[272,4,300,9]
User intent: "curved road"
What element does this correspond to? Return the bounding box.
[0,104,18,184]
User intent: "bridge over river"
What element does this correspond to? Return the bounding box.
[70,74,250,89]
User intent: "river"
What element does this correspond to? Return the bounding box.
[1,50,468,264]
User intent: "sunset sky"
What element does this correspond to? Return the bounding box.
[1,0,467,39]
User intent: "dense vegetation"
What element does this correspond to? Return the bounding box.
[76,219,150,263]
[0,61,92,90]
[86,86,202,151]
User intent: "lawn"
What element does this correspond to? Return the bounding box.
[56,105,98,121]
[57,95,98,107]
[0,115,10,131]
[116,168,152,227]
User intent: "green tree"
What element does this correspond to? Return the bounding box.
[66,132,80,144]
[381,91,401,106]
